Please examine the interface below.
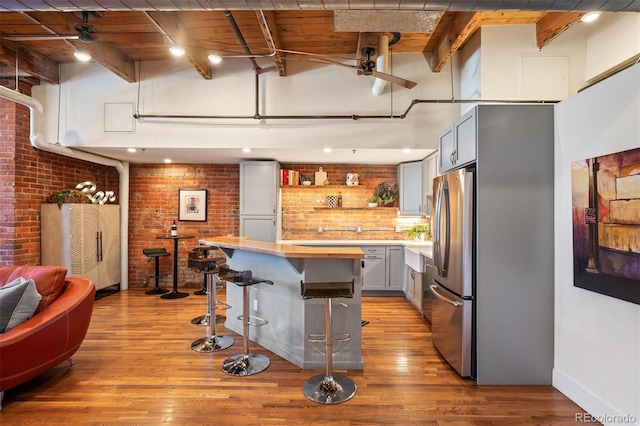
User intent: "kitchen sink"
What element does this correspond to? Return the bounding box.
[404,247,426,273]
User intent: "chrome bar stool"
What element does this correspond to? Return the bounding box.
[219,268,273,376]
[188,258,233,353]
[300,279,356,405]
[142,248,170,295]
[188,247,227,326]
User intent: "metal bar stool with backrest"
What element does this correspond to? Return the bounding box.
[300,279,356,404]
[219,268,273,376]
[142,248,171,295]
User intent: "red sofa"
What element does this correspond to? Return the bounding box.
[0,266,95,409]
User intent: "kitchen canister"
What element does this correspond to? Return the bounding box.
[327,195,338,208]
[346,173,359,186]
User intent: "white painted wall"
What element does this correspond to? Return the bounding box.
[554,64,640,426]
[33,52,461,164]
[585,13,640,82]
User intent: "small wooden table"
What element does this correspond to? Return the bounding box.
[156,235,195,299]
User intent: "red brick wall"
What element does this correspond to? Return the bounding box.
[0,81,119,266]
[280,164,423,240]
[128,164,239,289]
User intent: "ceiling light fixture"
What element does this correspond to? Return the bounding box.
[323,147,332,153]
[163,158,172,164]
[127,148,137,153]
[581,12,601,23]
[169,45,185,57]
[73,49,92,62]
[403,148,411,154]
[208,53,223,64]
[243,148,251,153]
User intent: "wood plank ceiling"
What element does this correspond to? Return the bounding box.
[0,8,588,86]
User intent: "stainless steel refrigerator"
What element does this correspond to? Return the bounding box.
[431,167,474,378]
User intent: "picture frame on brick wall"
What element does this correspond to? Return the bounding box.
[178,189,207,222]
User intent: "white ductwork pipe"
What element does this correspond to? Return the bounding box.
[372,34,390,96]
[0,85,130,290]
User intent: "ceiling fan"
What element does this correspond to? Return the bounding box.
[2,11,98,42]
[279,37,417,90]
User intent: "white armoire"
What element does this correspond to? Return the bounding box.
[41,203,121,290]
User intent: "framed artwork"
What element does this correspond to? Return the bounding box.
[571,147,639,304]
[178,189,207,222]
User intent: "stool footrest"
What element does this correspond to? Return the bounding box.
[214,301,231,311]
[308,333,351,343]
[237,314,268,327]
[148,273,168,279]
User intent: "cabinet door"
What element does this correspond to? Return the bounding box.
[438,124,456,173]
[239,161,278,216]
[421,153,438,216]
[397,161,422,215]
[361,246,386,291]
[240,215,276,242]
[454,107,477,168]
[385,246,404,290]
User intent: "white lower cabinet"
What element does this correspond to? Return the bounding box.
[361,246,386,291]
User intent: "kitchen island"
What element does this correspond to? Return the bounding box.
[198,236,364,370]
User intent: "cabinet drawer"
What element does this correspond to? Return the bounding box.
[360,246,385,255]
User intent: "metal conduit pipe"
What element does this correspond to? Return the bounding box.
[224,10,261,72]
[0,85,130,291]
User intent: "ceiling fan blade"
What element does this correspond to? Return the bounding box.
[370,70,417,89]
[2,35,79,41]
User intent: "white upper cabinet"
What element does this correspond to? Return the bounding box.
[397,161,423,216]
[439,107,477,173]
[421,152,439,216]
[239,161,279,216]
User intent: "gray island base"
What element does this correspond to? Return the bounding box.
[199,237,364,370]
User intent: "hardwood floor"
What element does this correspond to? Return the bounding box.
[1,289,588,425]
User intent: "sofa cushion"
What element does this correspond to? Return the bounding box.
[0,277,43,333]
[0,266,67,313]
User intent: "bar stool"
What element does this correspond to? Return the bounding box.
[188,247,227,326]
[300,279,356,405]
[188,258,233,353]
[219,268,273,376]
[142,248,170,295]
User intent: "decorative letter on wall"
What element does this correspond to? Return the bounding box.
[75,181,117,205]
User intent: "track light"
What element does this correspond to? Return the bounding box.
[169,45,185,57]
[208,53,222,64]
[581,12,601,23]
[74,50,92,62]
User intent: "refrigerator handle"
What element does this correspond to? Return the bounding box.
[434,181,450,277]
[430,284,461,307]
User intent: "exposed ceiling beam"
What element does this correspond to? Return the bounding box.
[145,12,212,80]
[256,10,286,76]
[0,38,59,84]
[23,12,136,83]
[426,12,476,73]
[536,12,582,48]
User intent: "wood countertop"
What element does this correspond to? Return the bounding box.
[199,236,364,259]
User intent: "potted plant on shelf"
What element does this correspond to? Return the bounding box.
[407,223,430,241]
[45,188,90,209]
[301,175,312,186]
[366,196,379,208]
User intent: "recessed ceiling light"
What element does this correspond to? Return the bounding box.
[403,148,411,154]
[208,53,222,64]
[243,148,251,153]
[74,50,92,62]
[127,148,137,153]
[169,45,185,57]
[163,158,172,164]
[581,12,601,23]
[324,147,332,153]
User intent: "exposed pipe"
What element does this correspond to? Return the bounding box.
[0,85,130,291]
[224,10,261,71]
